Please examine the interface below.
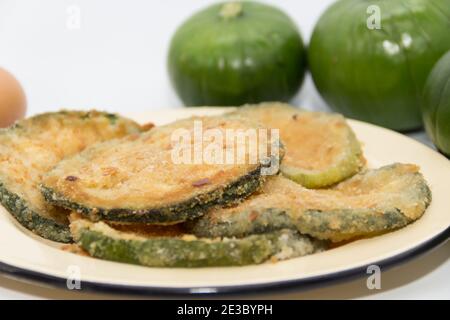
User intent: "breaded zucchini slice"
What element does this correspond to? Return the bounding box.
[189,164,431,242]
[42,116,276,224]
[0,111,142,242]
[70,216,324,267]
[233,103,364,188]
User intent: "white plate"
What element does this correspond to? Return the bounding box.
[0,108,449,296]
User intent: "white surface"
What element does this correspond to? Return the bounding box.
[0,0,330,115]
[0,0,448,300]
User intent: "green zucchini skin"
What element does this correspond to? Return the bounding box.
[189,207,411,242]
[72,219,324,268]
[0,111,142,242]
[189,164,432,242]
[309,0,450,131]
[168,1,306,106]
[422,50,450,157]
[298,165,432,242]
[296,209,410,243]
[188,208,296,239]
[41,165,266,224]
[0,181,71,242]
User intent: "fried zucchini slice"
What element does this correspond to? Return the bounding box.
[232,103,364,188]
[189,164,431,242]
[70,217,324,267]
[0,111,142,242]
[42,116,276,224]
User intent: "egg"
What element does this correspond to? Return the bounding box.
[0,67,26,128]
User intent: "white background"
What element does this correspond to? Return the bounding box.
[0,0,448,299]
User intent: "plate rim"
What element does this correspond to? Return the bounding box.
[0,226,448,297]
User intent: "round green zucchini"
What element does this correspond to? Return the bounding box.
[422,50,450,157]
[168,1,306,106]
[189,164,431,242]
[0,111,142,242]
[232,103,364,188]
[309,0,450,131]
[71,218,324,268]
[41,115,275,224]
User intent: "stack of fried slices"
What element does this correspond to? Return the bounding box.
[0,104,431,267]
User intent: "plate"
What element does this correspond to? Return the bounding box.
[0,108,449,296]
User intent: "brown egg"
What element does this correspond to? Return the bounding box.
[0,67,27,128]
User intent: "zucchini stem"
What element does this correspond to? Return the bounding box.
[220,1,243,19]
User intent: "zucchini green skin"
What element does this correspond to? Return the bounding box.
[422,50,450,157]
[0,111,142,242]
[188,208,296,239]
[168,1,306,106]
[189,207,410,242]
[309,0,450,131]
[0,181,71,242]
[42,165,266,224]
[189,164,432,242]
[296,209,410,242]
[72,220,324,267]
